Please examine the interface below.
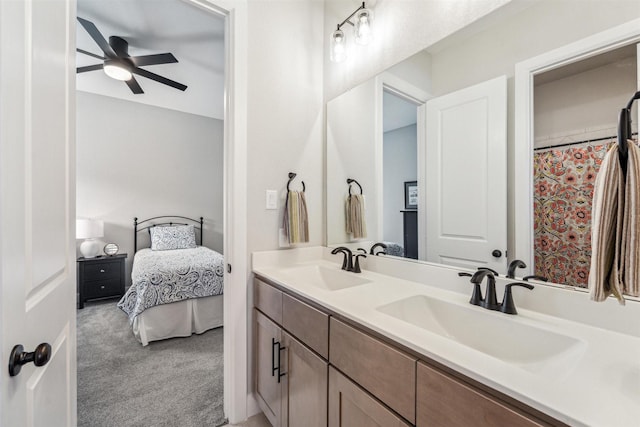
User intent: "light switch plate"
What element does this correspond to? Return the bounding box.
[266,190,278,210]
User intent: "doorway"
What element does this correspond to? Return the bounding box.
[75,0,228,425]
[382,89,419,259]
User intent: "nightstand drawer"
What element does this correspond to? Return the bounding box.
[83,261,121,280]
[83,278,122,300]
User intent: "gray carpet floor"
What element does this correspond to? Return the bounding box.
[77,300,226,427]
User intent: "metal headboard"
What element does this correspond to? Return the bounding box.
[134,216,204,252]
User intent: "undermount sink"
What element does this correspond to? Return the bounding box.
[377,295,586,378]
[280,265,371,291]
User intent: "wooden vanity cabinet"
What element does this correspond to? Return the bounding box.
[255,309,284,426]
[254,279,329,427]
[254,276,561,427]
[328,367,411,427]
[416,362,548,427]
[329,318,417,423]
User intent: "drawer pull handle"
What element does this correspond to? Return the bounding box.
[100,285,105,289]
[271,338,286,383]
[100,269,105,273]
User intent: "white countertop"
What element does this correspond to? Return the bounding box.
[252,247,640,427]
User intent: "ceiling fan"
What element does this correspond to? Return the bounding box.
[76,17,187,94]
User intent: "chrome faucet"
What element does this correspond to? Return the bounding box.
[506,259,527,279]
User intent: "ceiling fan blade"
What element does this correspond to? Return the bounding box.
[77,17,116,58]
[77,64,104,73]
[77,48,105,60]
[131,67,187,91]
[130,53,178,67]
[125,76,144,94]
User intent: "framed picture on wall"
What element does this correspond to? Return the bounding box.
[404,181,418,210]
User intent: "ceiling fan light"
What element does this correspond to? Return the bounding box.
[104,64,132,81]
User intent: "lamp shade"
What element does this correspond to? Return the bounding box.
[76,219,104,239]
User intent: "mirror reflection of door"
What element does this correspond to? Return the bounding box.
[383,90,419,259]
[533,44,638,288]
[425,76,508,273]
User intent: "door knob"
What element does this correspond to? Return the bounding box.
[491,249,502,258]
[8,343,51,377]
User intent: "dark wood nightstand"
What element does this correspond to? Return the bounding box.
[77,253,127,309]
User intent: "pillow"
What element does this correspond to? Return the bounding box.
[149,225,197,251]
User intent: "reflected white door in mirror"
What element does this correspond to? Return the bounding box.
[425,76,507,273]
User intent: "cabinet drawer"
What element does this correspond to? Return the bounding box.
[282,293,329,359]
[83,261,121,280]
[329,367,410,427]
[255,278,283,324]
[416,362,545,427]
[83,278,122,300]
[329,318,417,423]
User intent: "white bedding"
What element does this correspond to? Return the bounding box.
[132,294,223,346]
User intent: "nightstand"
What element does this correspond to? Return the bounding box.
[77,253,127,309]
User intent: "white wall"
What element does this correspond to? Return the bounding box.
[383,124,417,245]
[534,56,637,146]
[244,0,325,416]
[76,91,224,286]
[326,78,379,245]
[246,0,324,253]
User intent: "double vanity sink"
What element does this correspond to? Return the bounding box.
[253,247,640,426]
[278,262,584,379]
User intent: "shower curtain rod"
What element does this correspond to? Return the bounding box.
[533,132,638,151]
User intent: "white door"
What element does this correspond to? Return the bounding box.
[0,1,77,426]
[425,76,507,272]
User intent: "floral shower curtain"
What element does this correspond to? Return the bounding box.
[533,140,612,287]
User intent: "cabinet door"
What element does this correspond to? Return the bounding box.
[255,309,284,427]
[281,332,328,427]
[328,367,410,427]
[416,362,545,427]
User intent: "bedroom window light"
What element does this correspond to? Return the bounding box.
[76,219,104,258]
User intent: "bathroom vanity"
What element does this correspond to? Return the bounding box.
[252,247,640,427]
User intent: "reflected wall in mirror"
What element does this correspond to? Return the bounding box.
[326,0,640,291]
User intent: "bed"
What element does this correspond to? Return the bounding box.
[117,216,224,345]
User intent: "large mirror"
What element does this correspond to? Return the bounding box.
[326,0,640,294]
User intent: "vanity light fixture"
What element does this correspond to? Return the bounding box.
[330,2,374,63]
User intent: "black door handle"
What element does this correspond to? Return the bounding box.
[9,343,51,377]
[491,249,502,258]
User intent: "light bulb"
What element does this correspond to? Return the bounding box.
[330,29,347,63]
[354,8,373,45]
[104,63,132,81]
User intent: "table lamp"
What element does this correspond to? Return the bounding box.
[76,219,104,258]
